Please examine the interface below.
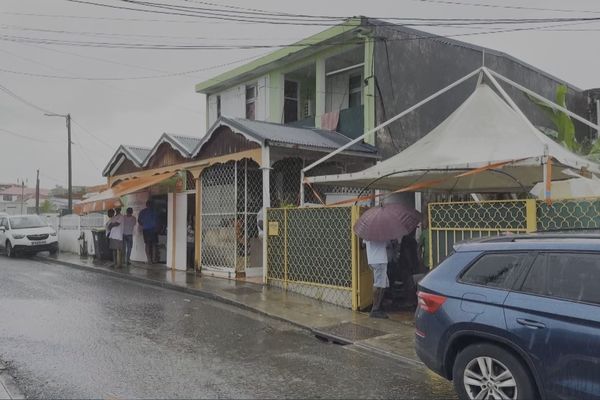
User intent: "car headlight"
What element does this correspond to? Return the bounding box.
[13,234,25,239]
[50,231,57,236]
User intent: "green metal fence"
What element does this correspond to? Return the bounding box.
[429,197,600,267]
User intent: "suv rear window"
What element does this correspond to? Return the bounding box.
[460,253,527,289]
[521,252,600,305]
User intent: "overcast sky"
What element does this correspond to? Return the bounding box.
[1,0,599,188]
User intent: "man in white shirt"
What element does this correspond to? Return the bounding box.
[108,207,125,268]
[122,207,136,266]
[365,240,390,319]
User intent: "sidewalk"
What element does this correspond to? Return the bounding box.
[37,252,422,366]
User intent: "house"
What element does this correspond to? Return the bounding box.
[197,17,593,158]
[91,17,595,283]
[0,185,50,215]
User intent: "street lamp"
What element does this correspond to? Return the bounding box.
[44,113,72,215]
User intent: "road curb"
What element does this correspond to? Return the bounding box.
[352,341,424,367]
[36,256,312,332]
[37,256,424,368]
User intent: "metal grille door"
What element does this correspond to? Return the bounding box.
[200,159,263,275]
[201,162,237,273]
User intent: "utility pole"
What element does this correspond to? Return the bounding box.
[20,180,24,214]
[35,169,40,214]
[17,178,27,214]
[45,113,72,214]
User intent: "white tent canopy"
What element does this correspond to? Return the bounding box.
[307,81,600,193]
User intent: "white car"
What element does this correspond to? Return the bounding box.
[0,214,58,257]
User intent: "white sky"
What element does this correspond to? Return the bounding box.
[1,0,599,188]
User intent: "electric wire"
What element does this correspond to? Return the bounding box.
[412,0,600,15]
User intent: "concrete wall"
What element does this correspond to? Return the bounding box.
[207,76,268,127]
[372,25,591,160]
[166,193,187,271]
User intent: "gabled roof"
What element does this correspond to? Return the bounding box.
[142,132,202,165]
[125,145,151,165]
[192,117,377,157]
[102,144,152,176]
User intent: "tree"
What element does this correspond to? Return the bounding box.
[530,84,600,161]
[40,199,56,213]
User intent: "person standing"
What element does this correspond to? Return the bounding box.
[365,239,390,319]
[186,216,195,270]
[109,207,124,268]
[138,200,158,264]
[122,207,136,266]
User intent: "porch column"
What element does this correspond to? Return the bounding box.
[261,145,271,284]
[189,167,205,273]
[315,57,326,129]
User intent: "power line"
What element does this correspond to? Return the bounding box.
[0,43,216,115]
[0,127,60,144]
[0,18,596,82]
[0,82,56,114]
[412,0,600,15]
[70,118,114,151]
[0,23,303,43]
[65,0,600,26]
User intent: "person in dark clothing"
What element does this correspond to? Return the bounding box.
[397,230,419,305]
[137,200,158,264]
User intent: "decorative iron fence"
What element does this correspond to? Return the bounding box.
[428,197,600,267]
[266,206,372,310]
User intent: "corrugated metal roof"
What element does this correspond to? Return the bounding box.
[166,134,202,155]
[221,117,376,154]
[123,145,151,164]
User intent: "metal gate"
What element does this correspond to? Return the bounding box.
[200,159,262,275]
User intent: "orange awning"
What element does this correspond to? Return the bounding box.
[74,172,176,214]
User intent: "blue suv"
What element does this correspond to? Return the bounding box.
[415,235,600,400]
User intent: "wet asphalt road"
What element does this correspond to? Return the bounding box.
[0,257,456,399]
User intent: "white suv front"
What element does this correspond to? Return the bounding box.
[0,215,58,257]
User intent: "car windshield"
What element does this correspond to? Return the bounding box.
[9,215,47,229]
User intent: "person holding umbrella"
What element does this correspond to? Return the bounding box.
[364,239,391,318]
[354,201,421,319]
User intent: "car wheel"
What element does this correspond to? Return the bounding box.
[49,248,58,255]
[6,241,15,258]
[453,343,535,400]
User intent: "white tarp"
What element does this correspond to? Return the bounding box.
[530,177,600,200]
[308,84,600,192]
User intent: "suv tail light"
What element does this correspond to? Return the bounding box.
[417,291,446,313]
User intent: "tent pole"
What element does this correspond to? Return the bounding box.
[482,68,531,124]
[301,67,483,175]
[488,69,600,133]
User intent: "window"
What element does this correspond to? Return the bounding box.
[9,215,46,229]
[348,74,363,108]
[461,253,526,289]
[521,253,600,305]
[245,85,256,120]
[216,95,221,118]
[284,80,299,124]
[2,195,11,201]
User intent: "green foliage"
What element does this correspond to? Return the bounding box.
[40,199,56,213]
[530,84,600,159]
[530,84,579,152]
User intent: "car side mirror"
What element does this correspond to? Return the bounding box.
[0,227,5,232]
